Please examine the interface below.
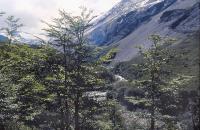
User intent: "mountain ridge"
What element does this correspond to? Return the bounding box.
[0,34,8,42]
[88,0,177,45]
[87,0,199,64]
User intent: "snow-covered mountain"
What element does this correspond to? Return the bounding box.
[88,0,200,63]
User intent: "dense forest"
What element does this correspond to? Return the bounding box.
[0,7,199,130]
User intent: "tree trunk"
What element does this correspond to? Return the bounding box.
[63,44,70,130]
[112,106,116,128]
[65,100,70,130]
[150,84,155,130]
[74,93,80,130]
[60,98,65,130]
[0,123,5,130]
[150,70,156,130]
[198,91,200,130]
[8,38,12,44]
[150,96,155,130]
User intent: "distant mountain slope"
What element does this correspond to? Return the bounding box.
[113,0,199,63]
[87,0,199,64]
[113,32,199,83]
[88,0,177,45]
[0,35,8,42]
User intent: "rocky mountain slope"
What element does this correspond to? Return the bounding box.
[88,0,200,64]
[0,34,7,42]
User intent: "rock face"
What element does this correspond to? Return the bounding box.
[88,0,200,63]
[88,0,177,45]
[160,2,200,32]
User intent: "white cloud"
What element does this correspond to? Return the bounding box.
[0,0,120,38]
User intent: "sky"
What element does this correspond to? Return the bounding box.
[0,0,120,38]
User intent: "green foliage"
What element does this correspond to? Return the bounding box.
[130,35,180,130]
[111,33,199,130]
[42,8,111,130]
[0,73,16,127]
[17,75,46,124]
[0,44,61,129]
[0,6,198,130]
[100,48,119,64]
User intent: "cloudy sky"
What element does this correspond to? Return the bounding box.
[0,0,120,38]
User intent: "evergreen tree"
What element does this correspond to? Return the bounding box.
[1,15,23,44]
[43,8,107,130]
[134,35,177,130]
